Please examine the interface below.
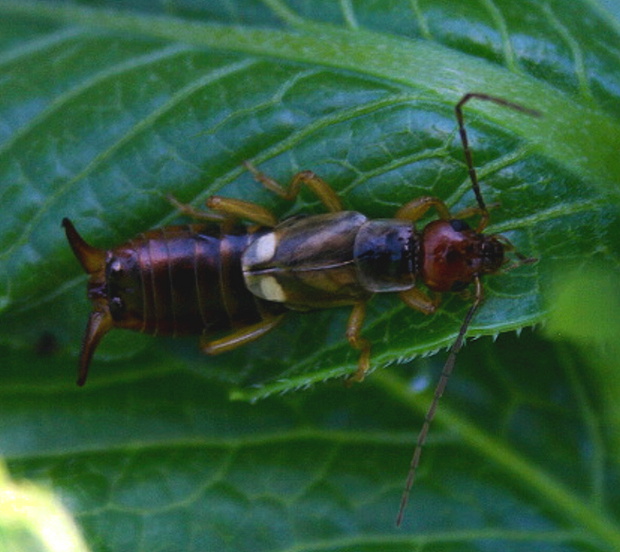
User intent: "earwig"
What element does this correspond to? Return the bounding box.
[63,93,538,523]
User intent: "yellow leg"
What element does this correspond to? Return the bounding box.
[169,193,277,227]
[345,301,372,384]
[200,315,285,354]
[206,196,278,227]
[244,161,343,212]
[167,195,228,223]
[451,205,485,221]
[398,288,439,315]
[395,196,451,222]
[452,202,500,232]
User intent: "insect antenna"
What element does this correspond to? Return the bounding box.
[455,93,541,231]
[396,93,540,526]
[396,275,483,526]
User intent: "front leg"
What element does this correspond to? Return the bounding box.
[398,287,439,315]
[395,196,451,222]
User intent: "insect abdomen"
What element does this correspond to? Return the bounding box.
[110,224,280,336]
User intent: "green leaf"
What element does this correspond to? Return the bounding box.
[0,1,619,551]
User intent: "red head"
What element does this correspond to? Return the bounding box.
[421,219,505,293]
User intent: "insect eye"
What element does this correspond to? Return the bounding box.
[449,219,470,232]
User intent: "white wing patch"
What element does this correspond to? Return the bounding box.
[242,232,277,270]
[259,275,287,302]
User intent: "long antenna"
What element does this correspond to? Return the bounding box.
[455,93,541,231]
[396,93,540,526]
[396,276,483,526]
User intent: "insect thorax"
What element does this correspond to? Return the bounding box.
[241,212,420,307]
[353,219,419,292]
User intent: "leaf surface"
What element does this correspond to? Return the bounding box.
[0,1,619,551]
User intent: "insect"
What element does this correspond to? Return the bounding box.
[63,92,538,523]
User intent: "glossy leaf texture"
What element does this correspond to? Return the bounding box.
[0,1,619,551]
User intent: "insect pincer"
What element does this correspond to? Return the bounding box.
[62,218,113,386]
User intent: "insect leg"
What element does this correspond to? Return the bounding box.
[244,161,343,212]
[398,288,439,315]
[206,196,279,227]
[200,314,286,354]
[345,301,372,383]
[167,195,230,223]
[452,199,504,222]
[169,191,278,227]
[395,196,451,221]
